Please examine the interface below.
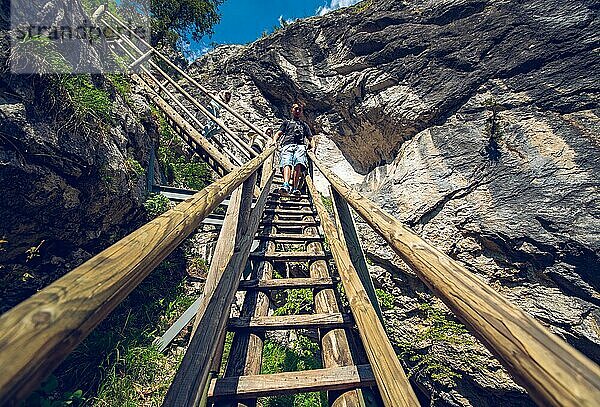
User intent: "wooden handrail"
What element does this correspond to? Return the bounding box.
[309,152,600,407]
[306,175,420,407]
[0,146,275,404]
[103,11,270,151]
[163,155,275,406]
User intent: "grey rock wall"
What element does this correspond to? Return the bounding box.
[190,0,599,405]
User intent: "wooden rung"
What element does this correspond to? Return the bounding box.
[263,208,315,215]
[238,277,335,291]
[271,192,310,200]
[249,252,331,261]
[260,219,319,226]
[208,364,375,399]
[228,313,352,330]
[255,233,323,242]
[266,199,311,207]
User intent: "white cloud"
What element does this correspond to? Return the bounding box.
[316,0,362,16]
[278,15,294,27]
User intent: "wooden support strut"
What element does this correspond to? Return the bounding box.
[306,175,421,407]
[162,155,275,406]
[0,146,275,405]
[309,151,600,407]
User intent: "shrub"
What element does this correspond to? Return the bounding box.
[375,288,395,310]
[143,193,172,218]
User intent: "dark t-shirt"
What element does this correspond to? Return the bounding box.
[278,119,312,146]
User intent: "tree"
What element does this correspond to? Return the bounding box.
[149,0,223,48]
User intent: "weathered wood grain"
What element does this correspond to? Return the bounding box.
[209,364,376,399]
[161,160,275,406]
[228,313,352,331]
[0,146,275,405]
[330,187,383,322]
[248,251,331,261]
[306,175,420,407]
[310,152,600,407]
[255,233,323,242]
[237,277,334,291]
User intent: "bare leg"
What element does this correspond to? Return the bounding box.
[283,165,292,184]
[293,164,304,190]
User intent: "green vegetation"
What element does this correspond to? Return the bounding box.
[10,34,71,73]
[144,193,173,218]
[155,109,213,190]
[261,336,326,407]
[50,252,199,405]
[353,0,374,13]
[57,75,112,122]
[399,302,479,388]
[273,288,313,316]
[320,194,333,216]
[375,288,395,310]
[24,375,84,407]
[125,156,145,177]
[108,74,132,101]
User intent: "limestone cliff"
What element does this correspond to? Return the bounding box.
[189,0,599,405]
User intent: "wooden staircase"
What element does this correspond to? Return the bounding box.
[208,185,379,405]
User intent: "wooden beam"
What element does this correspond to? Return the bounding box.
[228,313,352,331]
[260,219,319,226]
[208,364,376,399]
[306,175,420,407]
[330,187,383,321]
[162,159,275,406]
[304,219,364,405]
[249,252,331,261]
[0,146,275,404]
[309,152,600,407]
[255,233,323,242]
[238,277,335,291]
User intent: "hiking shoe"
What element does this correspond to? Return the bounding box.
[292,189,301,196]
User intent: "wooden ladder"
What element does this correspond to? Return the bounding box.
[207,180,381,406]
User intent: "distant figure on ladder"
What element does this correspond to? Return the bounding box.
[203,90,232,139]
[272,102,314,195]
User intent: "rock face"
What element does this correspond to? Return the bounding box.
[190,0,599,405]
[0,0,157,311]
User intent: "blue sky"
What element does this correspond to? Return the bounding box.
[183,0,361,59]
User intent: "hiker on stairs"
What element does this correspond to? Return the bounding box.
[271,102,314,195]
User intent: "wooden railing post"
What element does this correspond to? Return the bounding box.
[306,175,421,407]
[162,156,275,406]
[309,152,600,407]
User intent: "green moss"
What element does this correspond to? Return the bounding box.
[375,288,395,310]
[58,75,112,122]
[398,302,480,388]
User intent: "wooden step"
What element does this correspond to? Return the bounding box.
[260,219,319,226]
[271,192,310,200]
[249,252,331,261]
[266,199,311,207]
[263,208,315,215]
[228,313,352,331]
[208,364,375,399]
[255,233,323,242]
[238,277,335,291]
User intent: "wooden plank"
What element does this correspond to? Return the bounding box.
[260,219,319,226]
[238,277,335,291]
[309,152,600,407]
[249,252,330,261]
[0,147,276,404]
[162,162,275,406]
[255,233,323,242]
[266,199,311,207]
[263,208,315,215]
[208,364,376,399]
[228,313,352,331]
[330,187,383,321]
[306,174,420,407]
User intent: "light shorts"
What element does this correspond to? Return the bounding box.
[279,143,308,170]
